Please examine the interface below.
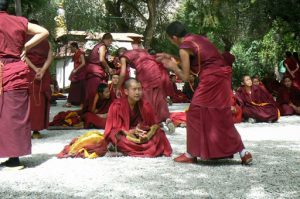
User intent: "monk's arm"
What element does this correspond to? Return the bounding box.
[116,57,127,90]
[23,23,49,56]
[74,54,86,73]
[25,58,39,73]
[91,94,99,113]
[284,62,295,78]
[99,45,112,74]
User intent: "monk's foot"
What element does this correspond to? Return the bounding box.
[1,157,24,170]
[32,131,42,139]
[164,119,175,134]
[247,118,256,123]
[241,151,253,165]
[174,153,197,163]
[63,103,72,108]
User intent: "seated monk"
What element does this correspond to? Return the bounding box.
[104,78,172,157]
[252,75,267,91]
[231,91,242,123]
[84,83,114,129]
[276,76,300,115]
[182,74,199,100]
[236,75,280,123]
[170,74,190,103]
[109,74,121,99]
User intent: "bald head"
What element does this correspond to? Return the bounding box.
[124,78,140,89]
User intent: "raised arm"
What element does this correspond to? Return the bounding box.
[99,45,112,74]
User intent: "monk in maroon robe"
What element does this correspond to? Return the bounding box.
[170,74,190,103]
[84,83,113,129]
[284,51,300,90]
[65,42,86,107]
[116,48,175,133]
[276,76,300,115]
[108,74,120,99]
[157,21,252,164]
[236,75,280,123]
[85,33,113,102]
[104,78,172,157]
[25,20,52,139]
[231,91,242,124]
[0,0,49,169]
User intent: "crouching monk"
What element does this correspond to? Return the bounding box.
[104,78,172,157]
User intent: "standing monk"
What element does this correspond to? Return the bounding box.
[157,21,252,164]
[0,0,49,169]
[116,48,175,133]
[25,20,53,139]
[85,33,113,102]
[104,78,172,157]
[64,42,86,107]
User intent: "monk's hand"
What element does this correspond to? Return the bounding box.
[20,48,27,61]
[35,69,45,80]
[231,106,237,114]
[72,69,77,74]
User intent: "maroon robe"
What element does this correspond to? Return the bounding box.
[222,51,235,67]
[26,37,51,131]
[122,49,172,123]
[171,82,190,103]
[68,49,86,105]
[84,96,113,129]
[85,43,109,102]
[231,93,242,123]
[0,12,31,157]
[180,34,244,159]
[276,86,300,115]
[236,85,280,122]
[104,98,172,157]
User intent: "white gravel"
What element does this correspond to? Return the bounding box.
[0,100,299,199]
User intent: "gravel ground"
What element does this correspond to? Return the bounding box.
[0,100,299,199]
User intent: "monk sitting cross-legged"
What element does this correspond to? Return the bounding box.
[104,78,172,157]
[236,75,280,123]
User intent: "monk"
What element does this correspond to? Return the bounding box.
[284,51,300,90]
[85,33,113,102]
[84,83,113,129]
[231,91,243,123]
[25,20,53,139]
[276,76,300,115]
[169,74,190,103]
[156,21,252,164]
[116,48,175,133]
[182,74,199,100]
[108,74,119,99]
[236,75,280,123]
[64,42,86,107]
[104,78,172,157]
[0,0,49,169]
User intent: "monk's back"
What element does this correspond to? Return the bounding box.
[0,12,28,59]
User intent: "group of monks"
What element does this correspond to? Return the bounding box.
[2,0,299,170]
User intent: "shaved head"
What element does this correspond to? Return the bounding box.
[124,78,140,89]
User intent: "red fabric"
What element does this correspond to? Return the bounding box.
[68,80,85,105]
[231,93,242,123]
[104,98,172,157]
[170,112,186,126]
[122,49,172,122]
[0,90,31,157]
[2,61,30,91]
[49,110,81,126]
[236,85,279,122]
[0,12,28,59]
[57,137,107,159]
[171,83,190,103]
[83,96,113,129]
[222,51,235,67]
[276,86,300,115]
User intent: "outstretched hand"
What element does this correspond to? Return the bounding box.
[156,53,178,71]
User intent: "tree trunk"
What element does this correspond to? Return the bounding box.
[15,0,22,16]
[143,0,157,48]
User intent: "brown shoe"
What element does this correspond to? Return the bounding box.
[241,152,253,165]
[174,153,197,163]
